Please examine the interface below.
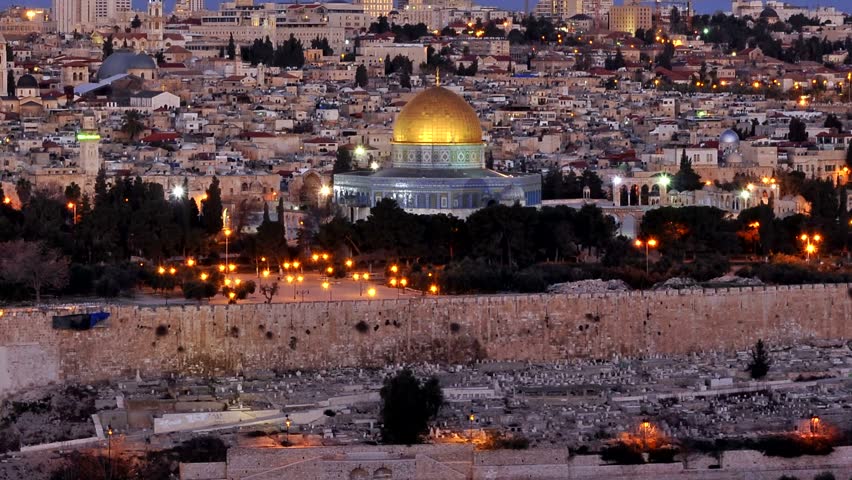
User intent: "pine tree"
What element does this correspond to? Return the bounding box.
[384,54,392,75]
[7,70,15,97]
[226,34,236,60]
[103,35,114,59]
[400,70,411,89]
[355,64,368,88]
[131,14,142,29]
[846,142,852,169]
[201,176,223,234]
[672,150,703,191]
[747,339,771,379]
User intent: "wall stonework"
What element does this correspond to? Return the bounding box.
[1,284,850,397]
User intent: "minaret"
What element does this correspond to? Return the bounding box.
[0,34,7,96]
[79,112,101,176]
[147,0,164,48]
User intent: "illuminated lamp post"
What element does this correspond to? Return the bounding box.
[800,233,821,261]
[634,238,658,275]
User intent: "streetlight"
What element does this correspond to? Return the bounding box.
[171,185,184,198]
[429,284,438,295]
[800,233,821,261]
[285,414,292,443]
[367,287,376,297]
[200,273,209,281]
[186,258,195,267]
[634,238,658,274]
[66,202,77,224]
[345,259,353,268]
[107,424,113,479]
[322,280,331,300]
[224,228,232,272]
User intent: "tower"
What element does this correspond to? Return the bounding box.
[147,0,164,47]
[79,112,101,176]
[0,34,7,97]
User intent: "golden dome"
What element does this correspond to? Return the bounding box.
[392,86,482,145]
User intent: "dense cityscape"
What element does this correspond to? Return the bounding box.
[0,0,851,478]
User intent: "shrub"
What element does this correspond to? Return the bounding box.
[324,409,336,417]
[813,473,835,480]
[355,321,369,333]
[648,446,678,463]
[449,322,461,333]
[600,442,644,465]
[155,325,169,337]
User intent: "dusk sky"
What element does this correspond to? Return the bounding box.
[0,0,849,18]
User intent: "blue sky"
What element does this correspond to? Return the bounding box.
[2,0,849,17]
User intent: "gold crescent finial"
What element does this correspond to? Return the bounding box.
[436,67,440,87]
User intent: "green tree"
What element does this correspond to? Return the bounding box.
[0,240,69,305]
[788,117,809,142]
[226,33,236,60]
[255,202,288,263]
[310,36,333,56]
[748,339,771,379]
[379,369,443,444]
[64,182,82,202]
[369,16,391,34]
[333,146,353,173]
[672,150,703,191]
[200,176,223,235]
[6,70,14,97]
[15,178,32,205]
[355,64,368,88]
[846,142,852,169]
[400,70,411,89]
[120,110,145,141]
[824,114,842,130]
[130,14,142,29]
[103,35,114,59]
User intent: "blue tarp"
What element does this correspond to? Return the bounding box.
[52,312,110,330]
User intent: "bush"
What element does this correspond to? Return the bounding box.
[756,435,834,457]
[182,280,217,301]
[737,263,852,285]
[813,473,835,480]
[355,321,369,333]
[600,442,644,465]
[648,446,678,463]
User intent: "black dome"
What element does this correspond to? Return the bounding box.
[17,74,38,89]
[759,7,778,18]
[97,51,156,81]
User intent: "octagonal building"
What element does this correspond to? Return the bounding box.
[333,86,542,220]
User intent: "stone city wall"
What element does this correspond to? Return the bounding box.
[1,284,850,397]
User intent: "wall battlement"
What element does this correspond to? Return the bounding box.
[1,284,850,397]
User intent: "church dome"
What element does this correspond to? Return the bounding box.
[392,86,482,145]
[97,51,156,80]
[17,74,38,89]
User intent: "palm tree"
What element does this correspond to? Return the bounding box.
[121,110,145,142]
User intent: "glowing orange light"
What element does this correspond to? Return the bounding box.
[200,273,208,281]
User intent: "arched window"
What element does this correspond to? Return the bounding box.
[349,468,368,480]
[372,467,392,480]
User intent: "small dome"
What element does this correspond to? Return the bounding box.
[97,51,156,80]
[17,74,38,89]
[720,129,740,146]
[392,86,482,145]
[759,7,778,18]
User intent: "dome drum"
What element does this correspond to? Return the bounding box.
[392,144,484,169]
